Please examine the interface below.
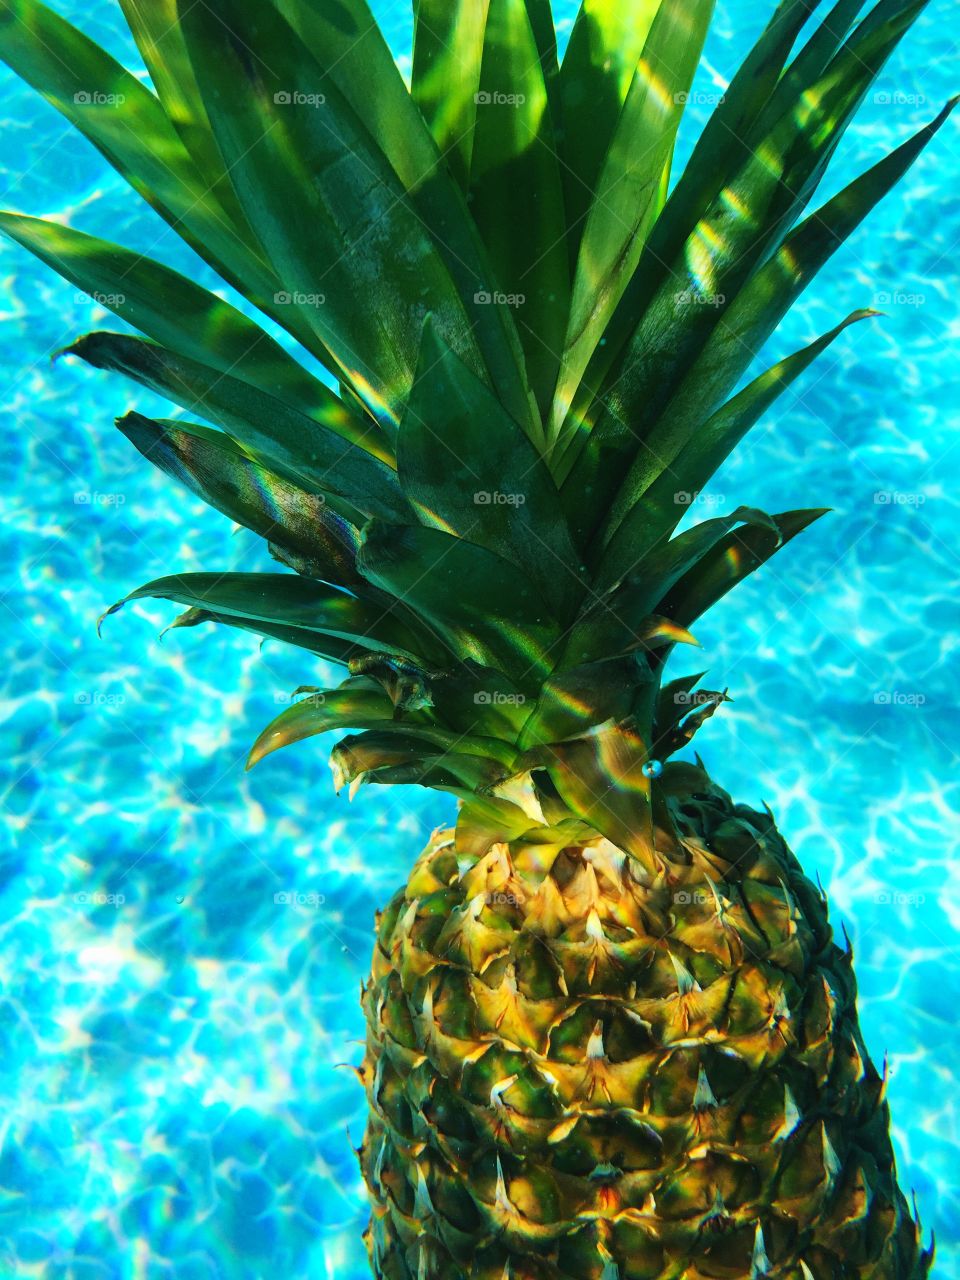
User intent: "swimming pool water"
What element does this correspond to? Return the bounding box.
[0,2,957,1276]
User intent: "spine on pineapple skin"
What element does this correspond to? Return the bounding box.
[358,772,930,1280]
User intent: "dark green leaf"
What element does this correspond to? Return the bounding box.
[117,0,242,219]
[101,572,436,660]
[552,0,714,442]
[331,731,509,793]
[469,0,570,415]
[247,677,406,769]
[272,0,537,437]
[563,7,939,547]
[597,310,879,586]
[116,412,364,587]
[558,0,661,251]
[412,0,490,189]
[525,714,659,867]
[0,212,386,459]
[176,0,491,432]
[163,606,390,666]
[398,321,583,618]
[64,332,408,521]
[357,521,564,685]
[517,653,655,749]
[0,0,321,348]
[660,508,829,627]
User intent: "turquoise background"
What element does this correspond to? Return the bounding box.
[0,1,957,1276]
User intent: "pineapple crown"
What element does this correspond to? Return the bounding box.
[1,0,953,861]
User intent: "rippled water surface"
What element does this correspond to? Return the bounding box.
[0,1,958,1276]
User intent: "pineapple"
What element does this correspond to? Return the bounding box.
[0,0,953,1275]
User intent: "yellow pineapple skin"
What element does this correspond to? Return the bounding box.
[360,772,928,1279]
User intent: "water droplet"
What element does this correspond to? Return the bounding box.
[642,760,663,780]
[175,895,185,904]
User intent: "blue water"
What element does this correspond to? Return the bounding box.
[0,2,957,1276]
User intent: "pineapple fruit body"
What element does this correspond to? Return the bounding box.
[362,774,927,1279]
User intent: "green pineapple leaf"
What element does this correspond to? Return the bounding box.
[115,0,240,219]
[468,0,569,416]
[558,0,662,254]
[598,309,880,585]
[558,91,954,551]
[0,0,307,342]
[331,732,510,794]
[0,212,383,457]
[62,333,407,521]
[412,0,491,190]
[274,0,538,437]
[357,521,563,684]
[165,609,387,667]
[661,508,830,627]
[398,320,583,619]
[100,572,444,664]
[116,413,366,588]
[247,678,422,771]
[551,0,714,441]
[174,0,495,432]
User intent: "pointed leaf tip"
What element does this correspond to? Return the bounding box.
[96,599,125,638]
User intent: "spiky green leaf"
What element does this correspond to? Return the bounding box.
[116,413,364,587]
[64,332,407,521]
[357,522,562,685]
[398,321,583,618]
[552,0,714,441]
